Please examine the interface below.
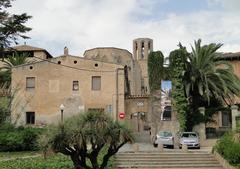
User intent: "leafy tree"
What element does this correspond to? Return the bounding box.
[40,111,134,169]
[148,51,164,92]
[169,46,189,131]
[148,51,164,136]
[0,0,32,50]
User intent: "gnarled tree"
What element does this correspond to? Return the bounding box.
[40,111,134,169]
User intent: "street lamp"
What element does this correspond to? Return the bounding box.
[60,104,65,122]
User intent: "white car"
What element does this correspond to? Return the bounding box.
[179,132,200,149]
[153,131,174,149]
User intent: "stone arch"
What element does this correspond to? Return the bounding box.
[161,105,172,121]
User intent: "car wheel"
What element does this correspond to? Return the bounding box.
[179,146,182,149]
[153,143,158,148]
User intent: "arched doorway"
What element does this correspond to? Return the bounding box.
[130,112,147,132]
[161,106,172,121]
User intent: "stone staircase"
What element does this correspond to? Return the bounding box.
[114,151,224,169]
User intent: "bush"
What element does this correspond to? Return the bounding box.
[0,123,43,151]
[215,131,240,165]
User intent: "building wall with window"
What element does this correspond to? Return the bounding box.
[11,55,125,125]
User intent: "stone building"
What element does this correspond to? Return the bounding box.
[0,44,52,68]
[9,38,240,138]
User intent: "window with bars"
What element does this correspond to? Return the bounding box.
[92,76,101,91]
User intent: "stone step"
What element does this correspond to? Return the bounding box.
[116,154,213,158]
[115,161,219,165]
[115,167,223,169]
[115,163,223,168]
[115,157,216,161]
[114,151,224,169]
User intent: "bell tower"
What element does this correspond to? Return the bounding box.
[133,38,153,60]
[132,38,153,95]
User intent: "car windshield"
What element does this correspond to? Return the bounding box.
[159,131,172,137]
[181,133,197,138]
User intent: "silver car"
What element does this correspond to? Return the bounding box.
[153,131,174,148]
[179,132,200,149]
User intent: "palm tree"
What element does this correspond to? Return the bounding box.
[0,52,30,86]
[183,39,240,108]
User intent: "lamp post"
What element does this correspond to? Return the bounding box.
[60,104,65,123]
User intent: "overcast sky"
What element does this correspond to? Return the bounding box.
[9,0,240,57]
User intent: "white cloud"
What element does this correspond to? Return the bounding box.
[8,0,240,57]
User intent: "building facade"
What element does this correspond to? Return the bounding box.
[9,39,240,137]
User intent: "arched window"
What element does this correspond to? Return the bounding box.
[141,41,144,59]
[161,106,171,121]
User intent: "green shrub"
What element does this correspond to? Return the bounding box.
[215,131,240,165]
[0,123,43,152]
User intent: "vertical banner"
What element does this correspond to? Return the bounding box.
[161,80,172,120]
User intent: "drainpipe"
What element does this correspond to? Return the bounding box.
[116,68,124,121]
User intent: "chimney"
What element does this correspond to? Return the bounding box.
[64,46,68,55]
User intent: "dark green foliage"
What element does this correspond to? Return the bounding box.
[0,123,43,151]
[148,51,164,92]
[169,47,189,131]
[0,96,11,123]
[215,131,240,165]
[0,0,32,48]
[40,111,133,169]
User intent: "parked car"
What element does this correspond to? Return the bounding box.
[153,131,174,148]
[179,132,200,149]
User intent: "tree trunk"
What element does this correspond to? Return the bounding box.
[99,153,112,169]
[89,154,99,169]
[71,154,88,169]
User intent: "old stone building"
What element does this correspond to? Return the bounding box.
[0,44,53,68]
[9,38,240,139]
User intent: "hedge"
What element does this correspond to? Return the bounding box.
[0,123,43,151]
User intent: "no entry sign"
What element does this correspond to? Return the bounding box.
[119,112,125,119]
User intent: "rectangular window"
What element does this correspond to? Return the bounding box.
[26,112,35,124]
[106,105,112,113]
[73,81,79,91]
[92,76,101,91]
[88,108,104,112]
[26,77,35,90]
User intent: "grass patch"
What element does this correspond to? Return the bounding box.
[0,151,40,160]
[0,153,113,169]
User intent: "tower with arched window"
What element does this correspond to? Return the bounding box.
[132,38,153,95]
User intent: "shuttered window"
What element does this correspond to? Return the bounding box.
[92,76,101,90]
[26,77,35,90]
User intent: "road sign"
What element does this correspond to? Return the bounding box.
[119,112,125,119]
